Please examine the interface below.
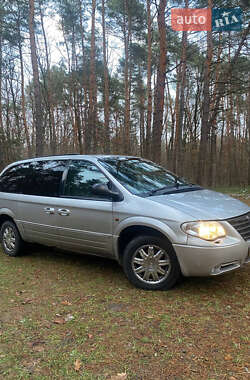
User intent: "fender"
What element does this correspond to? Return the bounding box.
[113,216,181,260]
[0,208,25,239]
[0,208,16,219]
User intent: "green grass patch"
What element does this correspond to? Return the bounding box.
[212,185,250,196]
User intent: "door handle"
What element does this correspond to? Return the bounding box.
[44,207,55,214]
[58,208,70,216]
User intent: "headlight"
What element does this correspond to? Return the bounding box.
[181,221,226,241]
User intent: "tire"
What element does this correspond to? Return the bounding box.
[0,221,23,257]
[122,235,181,290]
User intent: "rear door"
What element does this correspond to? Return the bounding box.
[18,160,67,246]
[55,160,113,257]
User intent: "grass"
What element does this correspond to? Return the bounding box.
[212,185,250,197]
[0,198,249,379]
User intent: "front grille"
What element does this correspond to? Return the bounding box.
[227,212,250,241]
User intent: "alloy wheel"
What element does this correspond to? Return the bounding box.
[3,226,16,252]
[132,244,171,284]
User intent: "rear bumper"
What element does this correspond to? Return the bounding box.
[173,240,250,277]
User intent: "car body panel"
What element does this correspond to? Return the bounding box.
[0,194,25,238]
[174,240,249,276]
[17,195,63,246]
[150,189,249,220]
[53,197,113,256]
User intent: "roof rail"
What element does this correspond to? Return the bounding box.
[32,153,80,158]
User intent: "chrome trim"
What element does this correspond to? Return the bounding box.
[44,207,55,214]
[227,212,250,241]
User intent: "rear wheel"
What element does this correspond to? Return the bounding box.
[0,221,23,257]
[123,235,181,290]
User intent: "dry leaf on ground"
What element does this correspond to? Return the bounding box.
[32,344,45,352]
[22,298,33,305]
[74,359,82,371]
[61,300,72,306]
[53,318,65,325]
[109,373,127,380]
[31,341,46,352]
[64,314,74,322]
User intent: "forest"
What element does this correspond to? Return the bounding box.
[0,0,249,186]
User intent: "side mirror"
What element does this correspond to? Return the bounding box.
[92,183,123,201]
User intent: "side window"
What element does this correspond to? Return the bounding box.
[0,162,31,194]
[0,160,67,196]
[64,160,109,199]
[29,160,67,197]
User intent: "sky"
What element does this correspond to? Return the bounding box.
[43,9,123,73]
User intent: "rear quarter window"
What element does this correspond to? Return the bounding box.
[28,160,67,196]
[0,160,67,197]
[0,163,31,193]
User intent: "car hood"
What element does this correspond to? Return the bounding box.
[150,189,250,220]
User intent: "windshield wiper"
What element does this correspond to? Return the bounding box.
[147,184,178,197]
[174,177,180,189]
[146,182,200,197]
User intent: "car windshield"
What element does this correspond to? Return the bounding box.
[99,158,190,196]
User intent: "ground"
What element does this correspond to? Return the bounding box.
[0,196,249,380]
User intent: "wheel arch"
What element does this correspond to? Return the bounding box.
[0,211,16,227]
[0,210,23,238]
[116,219,176,264]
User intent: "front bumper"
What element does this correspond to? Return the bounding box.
[173,240,250,277]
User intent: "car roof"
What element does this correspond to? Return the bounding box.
[2,154,141,170]
[35,154,138,160]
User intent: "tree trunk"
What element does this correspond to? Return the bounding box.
[79,0,89,153]
[208,33,222,187]
[29,0,44,157]
[72,25,83,153]
[9,76,21,157]
[197,0,213,185]
[208,22,250,128]
[151,0,167,164]
[176,32,187,174]
[17,19,32,157]
[39,0,56,155]
[138,67,145,156]
[102,0,110,153]
[87,0,97,153]
[174,0,188,174]
[166,78,175,168]
[0,28,5,166]
[173,61,180,171]
[247,76,250,185]
[123,0,131,154]
[145,0,152,159]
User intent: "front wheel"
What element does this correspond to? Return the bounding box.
[123,235,181,290]
[0,221,23,257]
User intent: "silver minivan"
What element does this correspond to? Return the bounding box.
[0,155,249,290]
